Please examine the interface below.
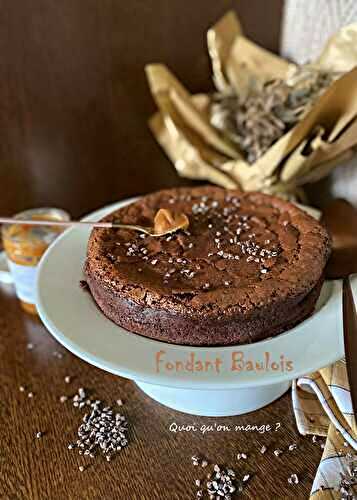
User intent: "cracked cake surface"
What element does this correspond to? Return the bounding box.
[84,186,331,346]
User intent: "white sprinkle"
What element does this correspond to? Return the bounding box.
[36,431,43,439]
[243,474,250,482]
[64,376,71,384]
[19,386,25,392]
[274,449,283,456]
[195,479,201,487]
[260,445,267,454]
[59,396,68,403]
[288,444,297,451]
[237,453,247,460]
[79,466,85,472]
[288,473,299,484]
[201,460,208,468]
[116,399,123,406]
[27,343,34,350]
[261,268,268,274]
[151,259,158,265]
[28,392,34,398]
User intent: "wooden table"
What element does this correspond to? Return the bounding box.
[1,283,323,499]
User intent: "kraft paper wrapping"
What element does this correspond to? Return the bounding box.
[146,11,357,202]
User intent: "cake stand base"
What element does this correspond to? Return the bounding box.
[135,380,291,416]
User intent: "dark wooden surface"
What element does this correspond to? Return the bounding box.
[0,287,323,500]
[0,1,325,499]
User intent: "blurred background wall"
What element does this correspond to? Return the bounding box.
[0,0,283,218]
[2,0,356,219]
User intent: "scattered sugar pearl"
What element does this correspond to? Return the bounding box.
[64,376,71,384]
[237,452,247,460]
[288,473,299,484]
[260,445,267,454]
[274,449,283,456]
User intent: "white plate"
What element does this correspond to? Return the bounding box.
[36,198,353,415]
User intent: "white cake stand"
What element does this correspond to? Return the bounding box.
[36,199,352,416]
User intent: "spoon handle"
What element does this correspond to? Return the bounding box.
[0,217,115,229]
[342,276,357,418]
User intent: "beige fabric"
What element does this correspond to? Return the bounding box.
[282,0,357,65]
[292,359,356,498]
[281,0,357,206]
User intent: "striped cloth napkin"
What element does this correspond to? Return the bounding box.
[292,359,356,498]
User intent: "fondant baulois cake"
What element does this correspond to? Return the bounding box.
[84,186,331,346]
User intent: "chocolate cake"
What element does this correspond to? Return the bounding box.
[84,186,331,346]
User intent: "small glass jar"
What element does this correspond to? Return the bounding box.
[1,208,70,315]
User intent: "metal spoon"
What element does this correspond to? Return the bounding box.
[322,199,357,418]
[0,209,190,238]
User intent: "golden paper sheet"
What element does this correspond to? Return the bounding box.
[146,11,357,202]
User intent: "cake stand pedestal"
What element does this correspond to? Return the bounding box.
[135,380,291,416]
